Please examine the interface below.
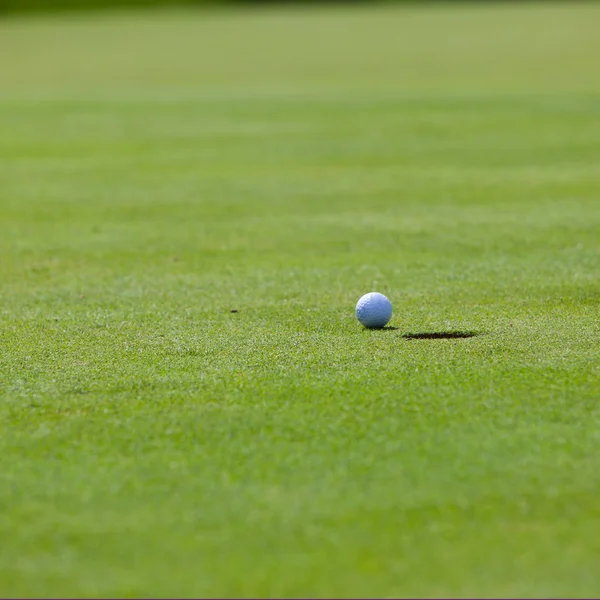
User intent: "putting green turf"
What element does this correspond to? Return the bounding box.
[1,2,600,597]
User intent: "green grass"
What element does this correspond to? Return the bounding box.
[1,2,600,597]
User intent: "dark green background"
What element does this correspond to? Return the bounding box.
[1,0,204,12]
[0,0,544,15]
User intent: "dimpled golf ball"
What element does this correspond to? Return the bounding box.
[355,292,392,329]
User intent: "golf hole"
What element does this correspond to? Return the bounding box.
[402,331,479,340]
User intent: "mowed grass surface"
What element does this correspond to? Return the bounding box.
[1,2,600,597]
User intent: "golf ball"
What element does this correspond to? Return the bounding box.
[355,292,393,329]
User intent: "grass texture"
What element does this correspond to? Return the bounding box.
[1,2,600,597]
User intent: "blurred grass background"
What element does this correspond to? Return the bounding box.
[0,0,212,12]
[3,0,359,14]
[0,0,535,16]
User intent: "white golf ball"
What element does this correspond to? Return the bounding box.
[355,292,393,329]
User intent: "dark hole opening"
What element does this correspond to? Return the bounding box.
[402,331,479,340]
